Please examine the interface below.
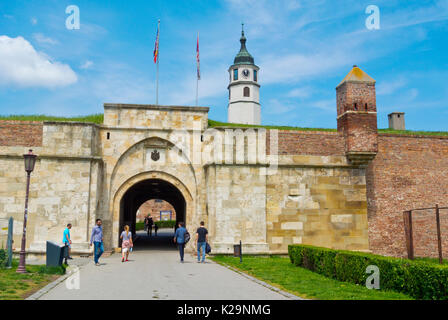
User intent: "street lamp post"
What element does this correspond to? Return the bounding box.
[16,149,37,274]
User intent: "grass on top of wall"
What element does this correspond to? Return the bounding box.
[0,114,104,124]
[207,119,337,132]
[0,114,446,136]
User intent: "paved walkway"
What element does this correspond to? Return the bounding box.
[38,231,293,300]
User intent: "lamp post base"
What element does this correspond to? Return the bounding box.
[16,251,27,273]
[16,266,27,273]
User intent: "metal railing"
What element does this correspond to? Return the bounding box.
[403,204,447,264]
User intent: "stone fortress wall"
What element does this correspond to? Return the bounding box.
[0,67,447,258]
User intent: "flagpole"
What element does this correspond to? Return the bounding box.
[195,79,198,106]
[156,19,160,105]
[196,31,199,106]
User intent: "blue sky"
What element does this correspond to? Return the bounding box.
[0,0,447,130]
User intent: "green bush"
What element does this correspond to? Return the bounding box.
[135,222,145,231]
[0,249,7,268]
[37,264,66,275]
[288,244,448,300]
[155,220,176,228]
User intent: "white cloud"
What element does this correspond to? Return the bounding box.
[408,88,419,101]
[260,50,356,85]
[31,17,38,25]
[287,86,313,98]
[377,78,407,95]
[80,60,94,69]
[33,33,58,45]
[0,35,77,88]
[164,66,228,106]
[265,98,297,115]
[313,99,334,111]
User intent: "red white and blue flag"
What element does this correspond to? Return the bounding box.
[153,21,160,64]
[196,32,200,80]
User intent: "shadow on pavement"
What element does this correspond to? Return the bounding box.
[133,229,177,251]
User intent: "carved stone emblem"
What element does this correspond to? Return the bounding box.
[151,149,160,161]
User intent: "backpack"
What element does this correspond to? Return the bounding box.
[184,230,191,244]
[206,242,211,254]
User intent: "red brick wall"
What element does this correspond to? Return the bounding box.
[338,113,378,153]
[136,199,176,222]
[367,134,448,258]
[0,121,43,146]
[337,82,376,116]
[267,130,345,156]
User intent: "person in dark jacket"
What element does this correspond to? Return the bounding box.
[147,216,154,236]
[195,221,208,263]
[173,222,187,263]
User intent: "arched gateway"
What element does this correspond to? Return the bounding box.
[111,171,194,248]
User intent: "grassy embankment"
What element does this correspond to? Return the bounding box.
[211,255,414,300]
[0,259,66,300]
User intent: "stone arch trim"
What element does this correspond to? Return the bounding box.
[109,136,198,201]
[110,170,194,248]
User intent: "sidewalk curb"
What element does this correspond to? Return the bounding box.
[211,260,306,300]
[26,265,82,300]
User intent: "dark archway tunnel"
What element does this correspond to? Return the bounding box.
[119,179,186,250]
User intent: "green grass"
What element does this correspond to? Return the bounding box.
[414,257,448,265]
[208,119,337,132]
[0,259,65,300]
[0,114,446,136]
[0,114,104,124]
[211,255,413,300]
[378,128,448,136]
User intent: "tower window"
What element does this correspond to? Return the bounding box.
[254,70,257,82]
[243,87,250,97]
[365,103,368,111]
[354,103,358,110]
[233,69,238,81]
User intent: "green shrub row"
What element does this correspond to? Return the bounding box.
[155,220,176,228]
[288,244,448,300]
[135,222,145,231]
[0,249,7,268]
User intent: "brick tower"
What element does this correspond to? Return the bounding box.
[336,65,378,165]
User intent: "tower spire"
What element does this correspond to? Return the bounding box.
[234,24,253,65]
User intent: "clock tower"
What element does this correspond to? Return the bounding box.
[228,25,261,125]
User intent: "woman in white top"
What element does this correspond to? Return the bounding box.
[120,225,133,262]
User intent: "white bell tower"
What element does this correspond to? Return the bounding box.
[227,25,261,125]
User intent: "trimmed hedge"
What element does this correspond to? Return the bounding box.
[289,244,448,300]
[155,220,176,228]
[135,222,145,231]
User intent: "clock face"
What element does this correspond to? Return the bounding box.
[242,69,250,78]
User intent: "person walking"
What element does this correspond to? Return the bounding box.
[195,221,208,263]
[154,223,159,236]
[144,216,149,232]
[62,223,73,261]
[147,216,154,237]
[173,222,187,263]
[90,219,104,266]
[120,225,133,262]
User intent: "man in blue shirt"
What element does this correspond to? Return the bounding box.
[174,222,187,263]
[62,223,73,260]
[90,219,104,266]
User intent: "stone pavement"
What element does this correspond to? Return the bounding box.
[37,231,296,300]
